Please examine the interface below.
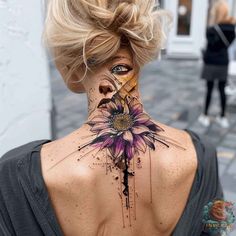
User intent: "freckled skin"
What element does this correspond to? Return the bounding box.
[41,49,198,236]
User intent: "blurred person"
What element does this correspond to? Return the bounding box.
[199,0,236,128]
[226,39,236,96]
[0,0,223,235]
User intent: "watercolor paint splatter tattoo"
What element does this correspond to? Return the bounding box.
[80,72,184,227]
[49,70,185,228]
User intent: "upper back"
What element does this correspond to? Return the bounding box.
[41,124,198,236]
[0,125,223,236]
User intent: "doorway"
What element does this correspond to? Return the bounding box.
[165,0,209,58]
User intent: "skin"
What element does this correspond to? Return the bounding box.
[41,48,198,236]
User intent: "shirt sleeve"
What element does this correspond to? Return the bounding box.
[216,151,224,199]
[0,165,16,236]
[0,210,15,236]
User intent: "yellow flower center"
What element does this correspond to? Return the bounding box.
[112,114,133,131]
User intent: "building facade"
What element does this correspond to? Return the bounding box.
[0,0,52,156]
[159,0,236,59]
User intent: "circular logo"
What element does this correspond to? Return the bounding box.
[202,199,236,235]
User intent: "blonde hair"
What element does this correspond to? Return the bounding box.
[43,0,172,83]
[209,0,236,26]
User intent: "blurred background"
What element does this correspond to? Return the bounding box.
[0,0,236,223]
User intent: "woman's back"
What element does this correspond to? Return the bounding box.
[40,123,197,236]
[0,126,223,236]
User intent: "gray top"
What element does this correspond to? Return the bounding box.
[0,129,223,236]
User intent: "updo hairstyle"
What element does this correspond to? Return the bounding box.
[43,0,172,82]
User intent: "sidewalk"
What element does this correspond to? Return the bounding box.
[50,58,236,206]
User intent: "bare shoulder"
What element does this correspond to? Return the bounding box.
[153,122,198,186]
[138,122,199,232]
[40,126,90,188]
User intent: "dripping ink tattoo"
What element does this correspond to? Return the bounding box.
[77,67,185,216]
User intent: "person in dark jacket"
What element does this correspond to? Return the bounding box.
[199,0,236,128]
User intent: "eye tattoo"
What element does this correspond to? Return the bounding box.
[111,64,133,76]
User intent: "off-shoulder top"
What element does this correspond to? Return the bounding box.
[0,129,223,236]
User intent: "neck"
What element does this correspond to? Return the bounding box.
[87,89,142,119]
[87,77,143,121]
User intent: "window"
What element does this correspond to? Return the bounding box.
[177,0,193,36]
[155,0,163,8]
[158,0,163,8]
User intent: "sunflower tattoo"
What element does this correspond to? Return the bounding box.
[87,96,165,164]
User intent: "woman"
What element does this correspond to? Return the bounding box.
[199,0,236,128]
[0,0,223,235]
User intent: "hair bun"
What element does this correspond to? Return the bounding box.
[44,0,172,82]
[87,2,139,33]
[108,3,139,31]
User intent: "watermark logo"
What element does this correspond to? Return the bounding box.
[203,199,236,235]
